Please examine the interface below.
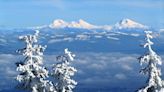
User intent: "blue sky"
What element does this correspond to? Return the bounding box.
[0,0,164,28]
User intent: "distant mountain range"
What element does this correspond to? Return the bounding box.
[32,18,148,31]
[0,18,163,54]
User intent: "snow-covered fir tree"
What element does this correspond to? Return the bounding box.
[51,48,77,92]
[138,31,164,92]
[16,30,55,92]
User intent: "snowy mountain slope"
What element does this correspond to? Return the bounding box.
[49,19,99,29]
[35,18,147,31]
[114,19,147,29]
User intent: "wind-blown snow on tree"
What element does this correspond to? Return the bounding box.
[51,48,77,92]
[16,30,55,92]
[138,31,164,92]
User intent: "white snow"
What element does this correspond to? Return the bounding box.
[114,18,147,29]
[75,34,90,40]
[51,49,77,92]
[48,37,74,43]
[94,35,102,38]
[101,25,113,30]
[49,19,68,28]
[49,19,98,29]
[138,30,164,92]
[107,36,119,40]
[16,31,56,92]
[115,31,129,35]
[45,18,148,31]
[130,33,140,37]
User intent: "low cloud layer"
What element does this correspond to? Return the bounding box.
[1,53,164,92]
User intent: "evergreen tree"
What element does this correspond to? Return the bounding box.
[51,48,77,92]
[138,31,164,92]
[16,30,55,92]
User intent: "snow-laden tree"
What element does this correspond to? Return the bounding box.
[51,48,77,92]
[16,30,56,92]
[138,31,164,92]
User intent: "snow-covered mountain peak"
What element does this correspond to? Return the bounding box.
[49,19,68,28]
[49,19,97,29]
[53,19,66,24]
[115,18,147,29]
[78,19,87,24]
[120,19,141,26]
[76,19,97,29]
[48,18,148,31]
[78,19,91,26]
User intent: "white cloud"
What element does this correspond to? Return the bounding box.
[94,35,102,38]
[63,37,74,42]
[0,54,18,64]
[130,33,140,37]
[160,29,164,32]
[89,63,105,70]
[114,73,126,80]
[0,53,163,91]
[70,52,139,84]
[116,32,129,35]
[0,38,7,43]
[105,33,118,36]
[48,39,64,43]
[121,64,133,71]
[0,38,7,45]
[107,36,119,40]
[75,34,90,41]
[5,67,17,76]
[48,37,74,43]
[50,34,65,38]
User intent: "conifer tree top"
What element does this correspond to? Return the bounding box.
[138,30,164,92]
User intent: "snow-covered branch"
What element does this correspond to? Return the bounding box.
[138,31,164,92]
[51,48,77,92]
[16,30,55,92]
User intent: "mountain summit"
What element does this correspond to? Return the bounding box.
[114,19,147,29]
[48,18,147,31]
[49,19,98,29]
[49,19,68,28]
